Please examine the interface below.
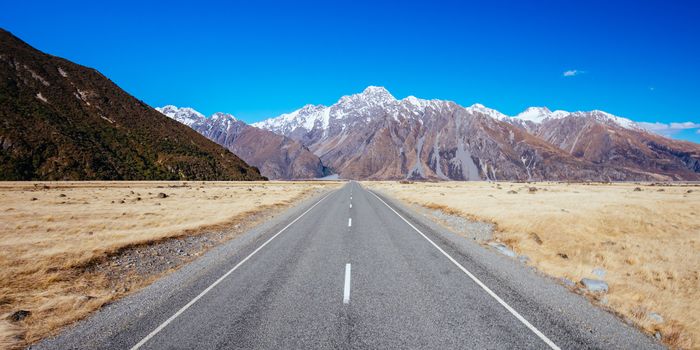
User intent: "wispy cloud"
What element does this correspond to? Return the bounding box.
[637,121,700,137]
[563,69,583,77]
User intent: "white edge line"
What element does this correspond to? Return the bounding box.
[348,218,352,227]
[343,263,352,304]
[367,190,561,350]
[129,191,334,350]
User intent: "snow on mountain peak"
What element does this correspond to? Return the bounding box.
[211,112,237,122]
[466,103,508,120]
[514,106,569,123]
[156,106,243,132]
[339,86,396,106]
[578,110,640,130]
[155,105,205,126]
[362,85,393,97]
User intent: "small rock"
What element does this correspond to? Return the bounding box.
[654,332,662,340]
[488,242,516,258]
[8,310,30,322]
[30,197,38,201]
[157,192,168,198]
[648,312,664,324]
[58,193,67,198]
[581,278,608,293]
[507,190,517,194]
[557,252,569,259]
[633,187,642,192]
[528,187,538,193]
[687,190,693,194]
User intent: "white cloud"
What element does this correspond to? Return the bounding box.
[563,69,582,77]
[637,121,700,137]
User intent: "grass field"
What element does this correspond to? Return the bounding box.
[367,181,700,349]
[0,181,339,349]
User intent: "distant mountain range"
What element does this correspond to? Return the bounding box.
[244,87,697,180]
[156,106,326,180]
[0,29,264,181]
[2,28,697,182]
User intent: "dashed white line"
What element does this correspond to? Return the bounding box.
[348,218,352,227]
[128,192,334,350]
[367,190,561,350]
[350,203,352,208]
[343,263,352,304]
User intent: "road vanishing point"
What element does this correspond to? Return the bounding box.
[35,182,661,350]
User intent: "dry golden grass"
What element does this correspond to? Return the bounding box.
[367,181,700,349]
[0,181,340,349]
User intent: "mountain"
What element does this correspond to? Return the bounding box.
[0,29,264,181]
[254,86,700,181]
[157,106,325,179]
[507,109,700,179]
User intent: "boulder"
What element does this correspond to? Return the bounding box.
[581,278,608,293]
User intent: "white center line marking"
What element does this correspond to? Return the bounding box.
[343,263,352,304]
[368,190,561,350]
[348,218,352,227]
[129,192,334,350]
[350,203,352,208]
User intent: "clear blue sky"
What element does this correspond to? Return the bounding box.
[2,0,699,142]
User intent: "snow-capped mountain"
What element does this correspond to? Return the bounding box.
[157,106,325,179]
[513,107,570,123]
[255,87,645,137]
[155,105,205,127]
[253,87,699,181]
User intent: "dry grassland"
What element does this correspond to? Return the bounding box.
[367,181,700,349]
[0,181,340,349]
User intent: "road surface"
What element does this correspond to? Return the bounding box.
[35,182,661,349]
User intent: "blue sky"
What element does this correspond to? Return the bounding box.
[2,0,699,142]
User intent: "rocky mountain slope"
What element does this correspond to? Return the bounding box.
[506,108,700,179]
[157,106,325,179]
[254,87,700,181]
[0,29,264,181]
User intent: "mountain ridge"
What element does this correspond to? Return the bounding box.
[0,29,265,181]
[251,87,699,181]
[156,106,326,180]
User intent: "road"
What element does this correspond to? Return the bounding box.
[35,182,661,349]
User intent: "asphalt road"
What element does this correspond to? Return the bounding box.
[35,182,662,349]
